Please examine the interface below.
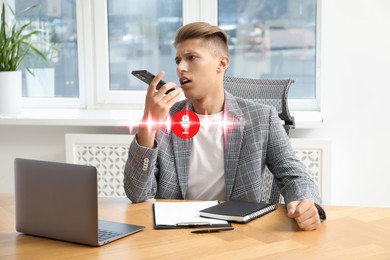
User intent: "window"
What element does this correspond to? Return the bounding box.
[15,0,79,100]
[93,0,183,106]
[219,0,318,105]
[107,0,182,91]
[99,0,319,110]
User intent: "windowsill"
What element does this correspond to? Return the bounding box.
[0,109,144,127]
[0,109,323,128]
[292,111,323,128]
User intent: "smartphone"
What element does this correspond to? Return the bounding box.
[131,70,174,94]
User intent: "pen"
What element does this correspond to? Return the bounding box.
[191,227,235,234]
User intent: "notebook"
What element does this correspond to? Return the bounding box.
[14,158,145,246]
[199,200,278,223]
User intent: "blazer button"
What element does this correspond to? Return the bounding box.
[142,158,149,171]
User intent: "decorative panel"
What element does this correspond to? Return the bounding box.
[291,138,331,204]
[66,134,133,198]
[75,144,129,197]
[295,149,322,192]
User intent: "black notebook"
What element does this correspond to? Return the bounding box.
[199,200,278,223]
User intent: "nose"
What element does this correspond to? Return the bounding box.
[176,60,188,74]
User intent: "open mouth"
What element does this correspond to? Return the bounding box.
[180,78,192,88]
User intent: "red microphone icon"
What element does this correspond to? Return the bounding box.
[172,110,200,139]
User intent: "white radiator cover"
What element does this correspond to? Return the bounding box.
[66,134,133,197]
[66,134,331,203]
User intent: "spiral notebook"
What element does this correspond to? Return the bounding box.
[199,200,278,223]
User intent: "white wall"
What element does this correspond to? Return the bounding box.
[1,0,390,207]
[290,0,390,207]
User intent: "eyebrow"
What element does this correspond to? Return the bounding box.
[175,51,199,61]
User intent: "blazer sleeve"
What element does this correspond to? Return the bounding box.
[265,108,326,220]
[123,135,159,203]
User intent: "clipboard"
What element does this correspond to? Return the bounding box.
[152,201,231,229]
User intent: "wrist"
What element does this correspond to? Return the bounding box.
[136,127,156,148]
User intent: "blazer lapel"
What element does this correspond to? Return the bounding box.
[171,100,193,199]
[223,92,245,199]
[172,133,191,199]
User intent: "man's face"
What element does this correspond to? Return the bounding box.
[175,38,223,100]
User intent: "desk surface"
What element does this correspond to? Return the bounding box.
[1,194,390,259]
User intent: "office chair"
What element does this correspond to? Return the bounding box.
[224,76,295,134]
[223,76,295,203]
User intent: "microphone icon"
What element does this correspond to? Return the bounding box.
[180,115,190,135]
[171,110,200,139]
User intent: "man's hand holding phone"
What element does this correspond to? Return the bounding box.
[133,70,182,148]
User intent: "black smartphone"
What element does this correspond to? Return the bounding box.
[131,70,174,94]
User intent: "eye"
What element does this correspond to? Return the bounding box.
[175,58,181,65]
[187,55,197,61]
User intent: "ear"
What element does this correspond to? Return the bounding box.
[217,55,230,72]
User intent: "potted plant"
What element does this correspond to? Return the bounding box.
[0,2,48,114]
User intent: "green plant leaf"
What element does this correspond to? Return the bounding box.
[0,2,52,72]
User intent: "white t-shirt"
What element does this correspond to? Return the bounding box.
[186,112,226,201]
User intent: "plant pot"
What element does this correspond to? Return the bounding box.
[25,68,55,97]
[0,71,22,114]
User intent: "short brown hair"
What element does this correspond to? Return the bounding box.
[173,22,229,56]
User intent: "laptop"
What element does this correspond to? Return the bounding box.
[14,158,144,246]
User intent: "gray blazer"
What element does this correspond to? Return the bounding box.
[124,92,325,217]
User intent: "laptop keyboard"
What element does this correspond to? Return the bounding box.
[98,229,124,241]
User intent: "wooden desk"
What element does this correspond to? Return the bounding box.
[1,194,390,259]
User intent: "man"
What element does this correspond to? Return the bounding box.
[124,22,325,231]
